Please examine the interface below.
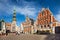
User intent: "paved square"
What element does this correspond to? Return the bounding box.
[0,34,60,40]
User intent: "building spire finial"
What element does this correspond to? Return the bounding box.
[13,6,16,13]
[13,6,16,21]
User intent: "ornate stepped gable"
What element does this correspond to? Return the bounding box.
[22,16,34,34]
[37,8,57,27]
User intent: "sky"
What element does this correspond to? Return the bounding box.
[0,0,60,26]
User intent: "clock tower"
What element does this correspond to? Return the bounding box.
[11,9,17,32]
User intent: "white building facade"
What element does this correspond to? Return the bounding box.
[0,20,6,34]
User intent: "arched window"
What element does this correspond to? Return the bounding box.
[41,26,43,28]
[48,25,49,27]
[44,25,46,28]
[48,25,51,28]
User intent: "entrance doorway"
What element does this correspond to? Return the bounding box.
[55,26,60,34]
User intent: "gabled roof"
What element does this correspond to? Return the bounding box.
[0,19,5,22]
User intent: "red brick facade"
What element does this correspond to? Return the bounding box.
[22,8,60,34]
[37,8,57,28]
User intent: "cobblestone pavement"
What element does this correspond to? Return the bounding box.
[0,34,60,40]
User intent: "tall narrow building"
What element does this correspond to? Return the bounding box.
[0,19,6,34]
[11,10,17,32]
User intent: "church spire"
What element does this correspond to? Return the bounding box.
[13,9,16,21]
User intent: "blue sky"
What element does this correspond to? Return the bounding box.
[0,0,60,26]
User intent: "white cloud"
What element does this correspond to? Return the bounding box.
[15,6,38,17]
[0,1,13,15]
[55,11,60,22]
[0,0,40,19]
